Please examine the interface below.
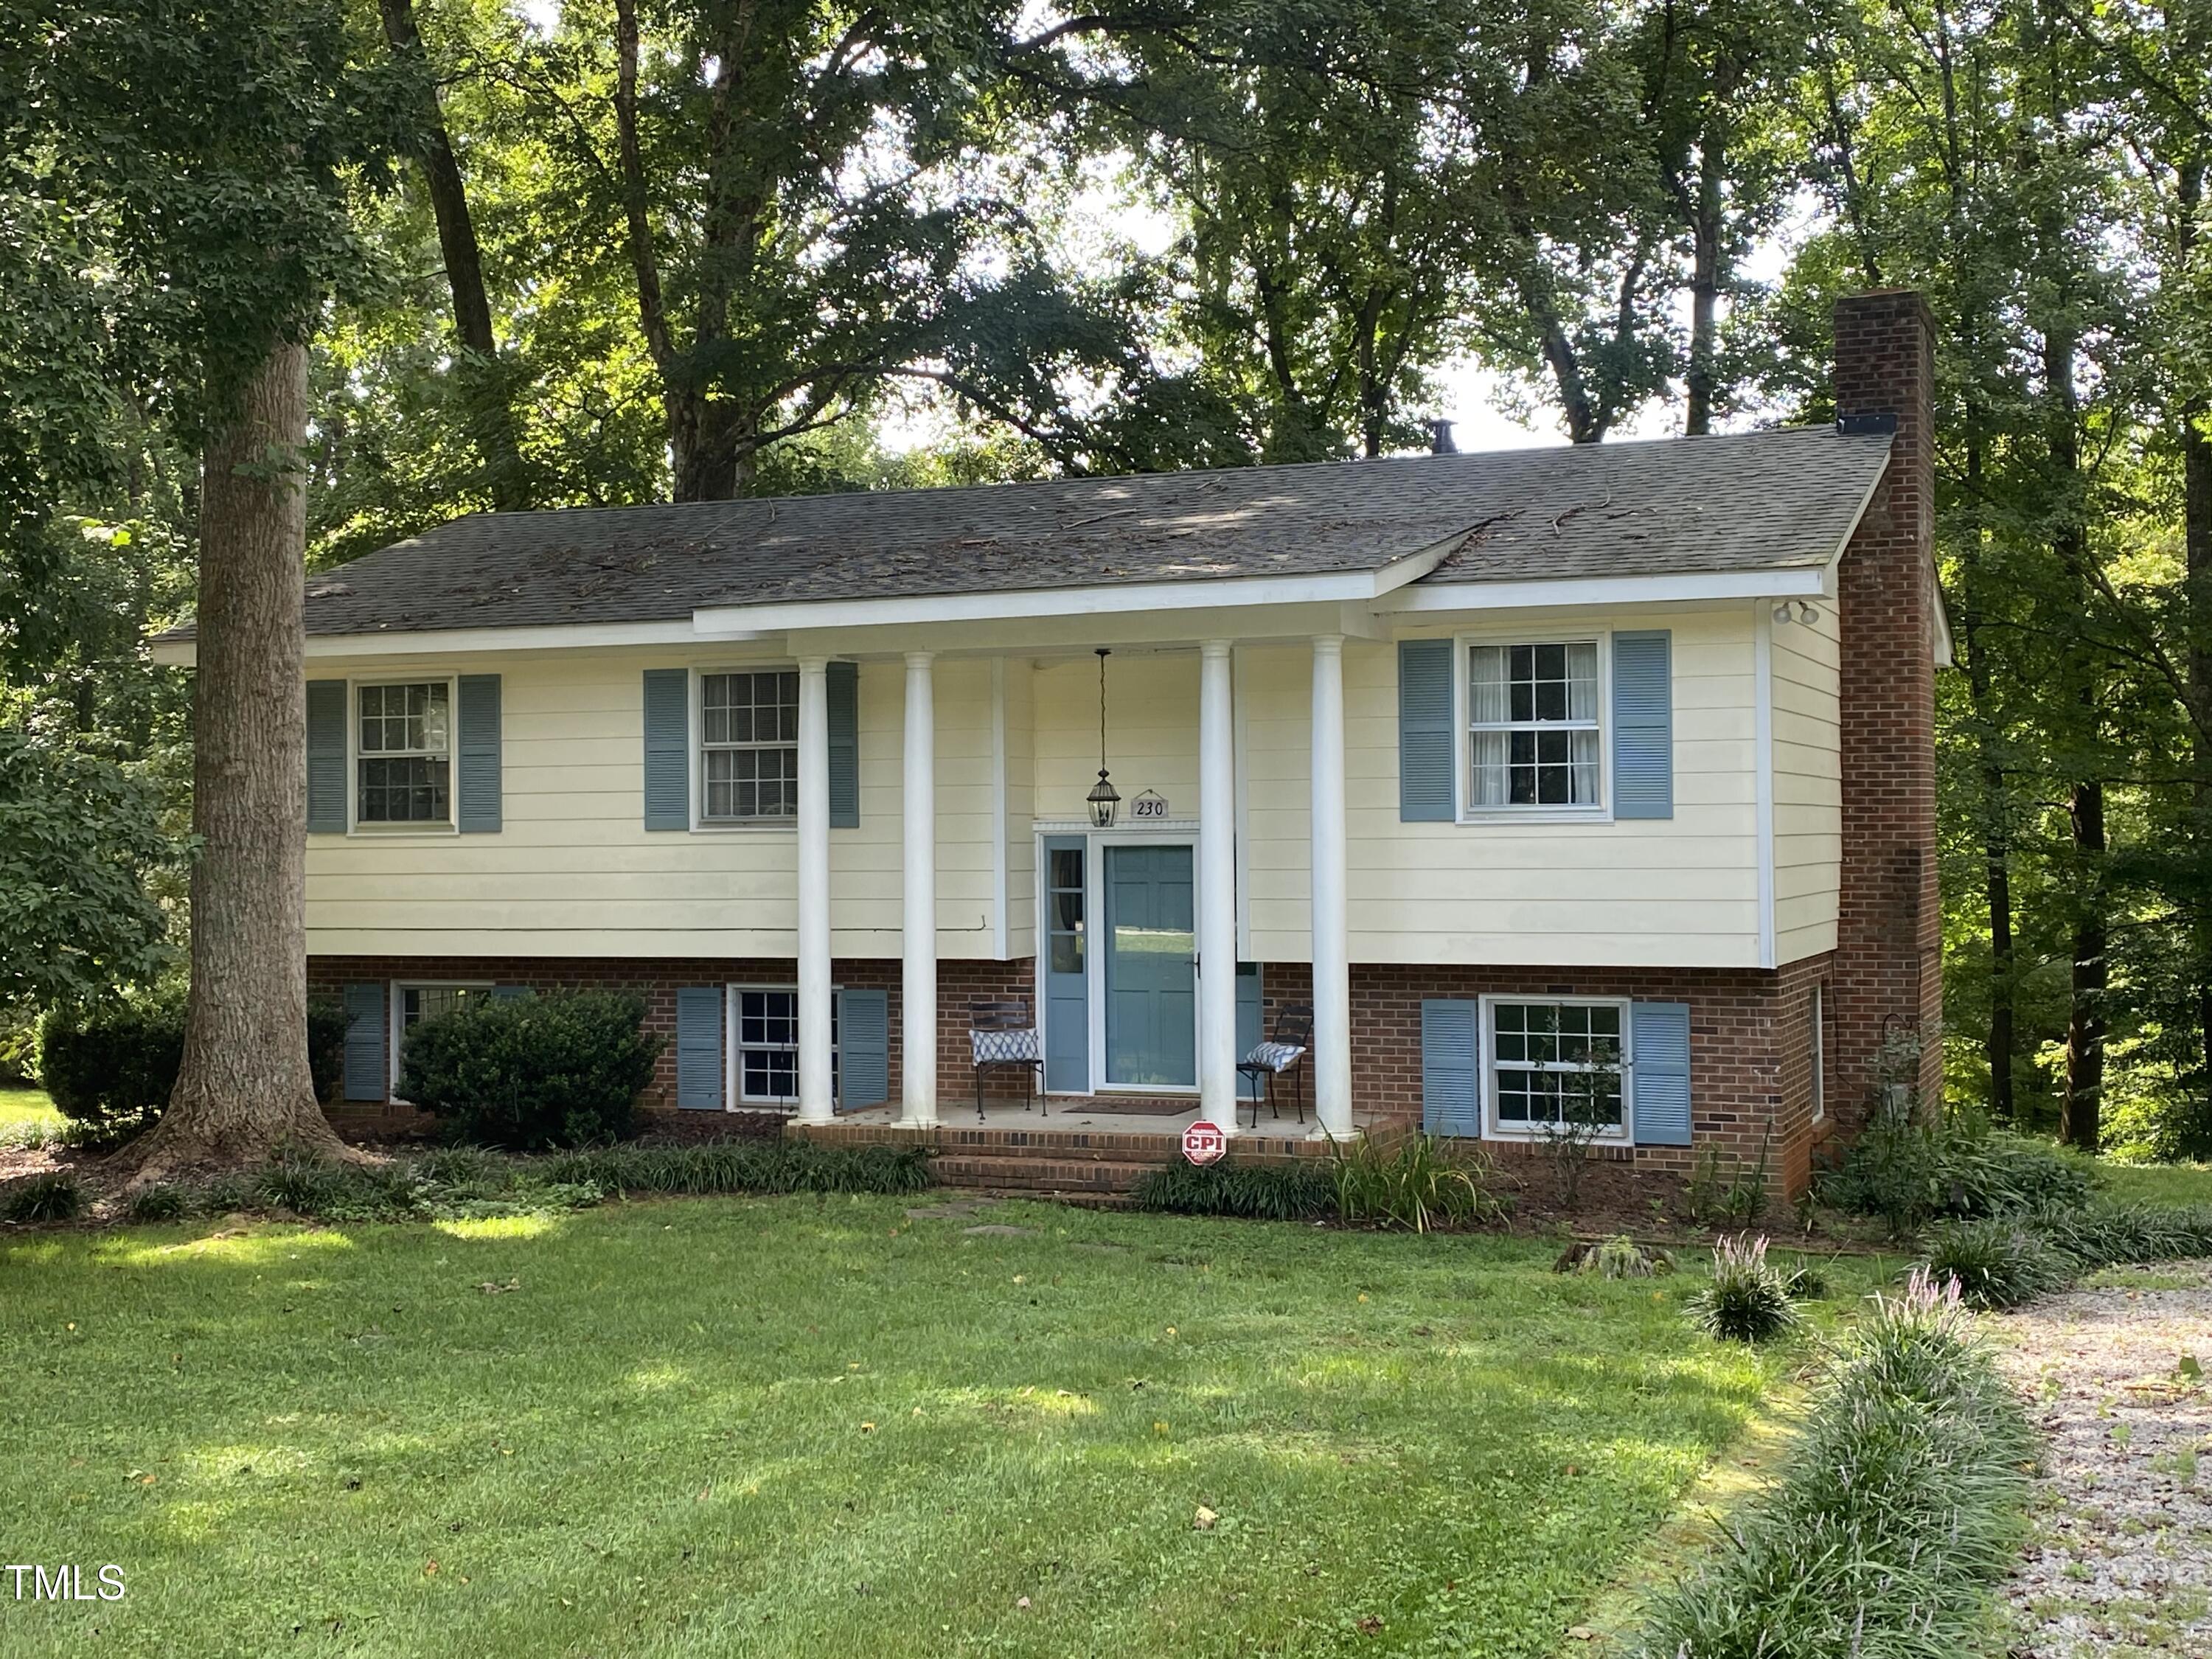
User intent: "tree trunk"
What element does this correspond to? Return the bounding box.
[378,0,530,513]
[1683,142,1724,438]
[119,341,347,1178]
[2063,776,2107,1152]
[2189,403,2212,1111]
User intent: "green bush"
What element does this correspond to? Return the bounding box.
[1638,1269,2034,1659]
[2025,1199,2212,1271]
[1130,1160,1337,1220]
[1332,1134,1509,1231]
[1818,1110,2096,1233]
[1,1171,85,1223]
[1688,1234,1799,1343]
[545,1138,932,1197]
[400,992,660,1150]
[38,989,349,1127]
[125,1183,190,1223]
[1921,1217,2070,1310]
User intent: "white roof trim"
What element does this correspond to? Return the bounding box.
[689,535,1458,638]
[1377,567,1829,613]
[149,616,731,669]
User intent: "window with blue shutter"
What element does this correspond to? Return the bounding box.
[838,988,888,1109]
[643,669,690,830]
[341,982,385,1102]
[306,681,348,833]
[827,661,859,829]
[1420,998,1481,1136]
[456,674,502,832]
[1631,1001,1692,1145]
[1612,630,1673,819]
[1398,640,1455,821]
[675,986,725,1109]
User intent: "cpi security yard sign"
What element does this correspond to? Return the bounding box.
[1181,1119,1226,1165]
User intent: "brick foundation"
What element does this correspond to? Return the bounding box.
[313,950,1837,1202]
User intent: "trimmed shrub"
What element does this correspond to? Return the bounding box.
[1131,1160,1336,1221]
[1637,1270,2034,1659]
[1688,1234,1798,1343]
[2025,1199,2212,1271]
[36,989,187,1130]
[400,992,660,1150]
[1,1171,84,1223]
[36,990,349,1127]
[1921,1217,2070,1310]
[545,1139,931,1197]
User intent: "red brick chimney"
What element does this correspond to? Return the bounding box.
[1831,290,1944,1130]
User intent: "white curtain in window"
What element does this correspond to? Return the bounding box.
[1569,729,1600,803]
[1468,644,1509,723]
[1470,731,1509,805]
[1565,642,1598,721]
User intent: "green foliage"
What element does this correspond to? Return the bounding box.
[1130,1160,1338,1221]
[2020,1200,2212,1273]
[1688,1234,1799,1343]
[36,987,187,1130]
[1921,1218,2072,1310]
[124,1184,189,1223]
[1,1171,85,1224]
[543,1140,933,1199]
[1819,1111,2097,1234]
[1639,1269,2034,1659]
[0,731,176,1009]
[1332,1135,1510,1232]
[399,992,659,1150]
[1562,1235,1676,1279]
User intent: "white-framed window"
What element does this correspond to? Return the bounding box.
[357,680,455,827]
[700,669,799,822]
[1466,640,1603,812]
[1483,995,1631,1139]
[731,987,838,1105]
[1809,983,1827,1123]
[389,980,493,1088]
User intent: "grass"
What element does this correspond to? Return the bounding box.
[0,1197,1888,1658]
[1,1084,62,1133]
[2098,1158,2212,1209]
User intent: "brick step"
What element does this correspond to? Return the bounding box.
[929,1152,1163,1194]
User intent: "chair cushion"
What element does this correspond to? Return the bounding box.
[971,1027,1040,1064]
[1244,1040,1306,1071]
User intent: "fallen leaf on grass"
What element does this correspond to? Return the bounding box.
[1357,1615,1382,1635]
[477,1278,521,1295]
[1193,1506,1217,1531]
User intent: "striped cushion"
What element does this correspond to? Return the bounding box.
[1244,1040,1305,1072]
[971,1027,1040,1064]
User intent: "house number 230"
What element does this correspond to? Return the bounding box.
[1130,792,1169,818]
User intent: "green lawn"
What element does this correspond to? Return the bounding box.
[2100,1158,2212,1208]
[0,1197,1877,1658]
[0,1084,60,1132]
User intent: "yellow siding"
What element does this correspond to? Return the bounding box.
[1771,606,1841,962]
[1244,609,1764,967]
[1031,650,1201,822]
[1002,658,1036,958]
[305,648,1001,960]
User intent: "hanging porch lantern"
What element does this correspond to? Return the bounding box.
[1087,647,1120,829]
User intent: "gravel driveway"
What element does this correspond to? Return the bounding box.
[1997,1260,2212,1657]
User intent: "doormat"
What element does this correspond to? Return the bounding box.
[1062,1099,1192,1116]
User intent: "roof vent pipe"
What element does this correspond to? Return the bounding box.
[1425,419,1457,455]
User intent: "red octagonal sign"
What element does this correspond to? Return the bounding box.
[1181,1119,1227,1166]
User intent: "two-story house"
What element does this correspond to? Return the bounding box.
[154,290,1947,1202]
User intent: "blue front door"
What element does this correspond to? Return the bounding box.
[1105,844,1197,1088]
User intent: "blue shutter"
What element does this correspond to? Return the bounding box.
[827,661,860,830]
[490,984,532,1001]
[838,987,889,1110]
[306,680,347,833]
[1632,1001,1692,1145]
[341,981,385,1102]
[1612,630,1673,819]
[456,674,503,833]
[642,669,690,830]
[1236,964,1264,1101]
[1398,640,1455,821]
[675,986,724,1110]
[1420,998,1481,1137]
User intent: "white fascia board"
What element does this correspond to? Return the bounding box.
[1376,566,1829,613]
[150,616,742,669]
[690,544,1458,639]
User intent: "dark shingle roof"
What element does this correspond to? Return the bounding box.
[209,425,1892,641]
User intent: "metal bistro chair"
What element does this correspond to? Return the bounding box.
[1238,1002,1314,1130]
[969,998,1044,1121]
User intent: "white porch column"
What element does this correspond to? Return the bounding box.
[796,656,834,1125]
[1198,639,1239,1130]
[900,652,939,1125]
[1310,635,1354,1139]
